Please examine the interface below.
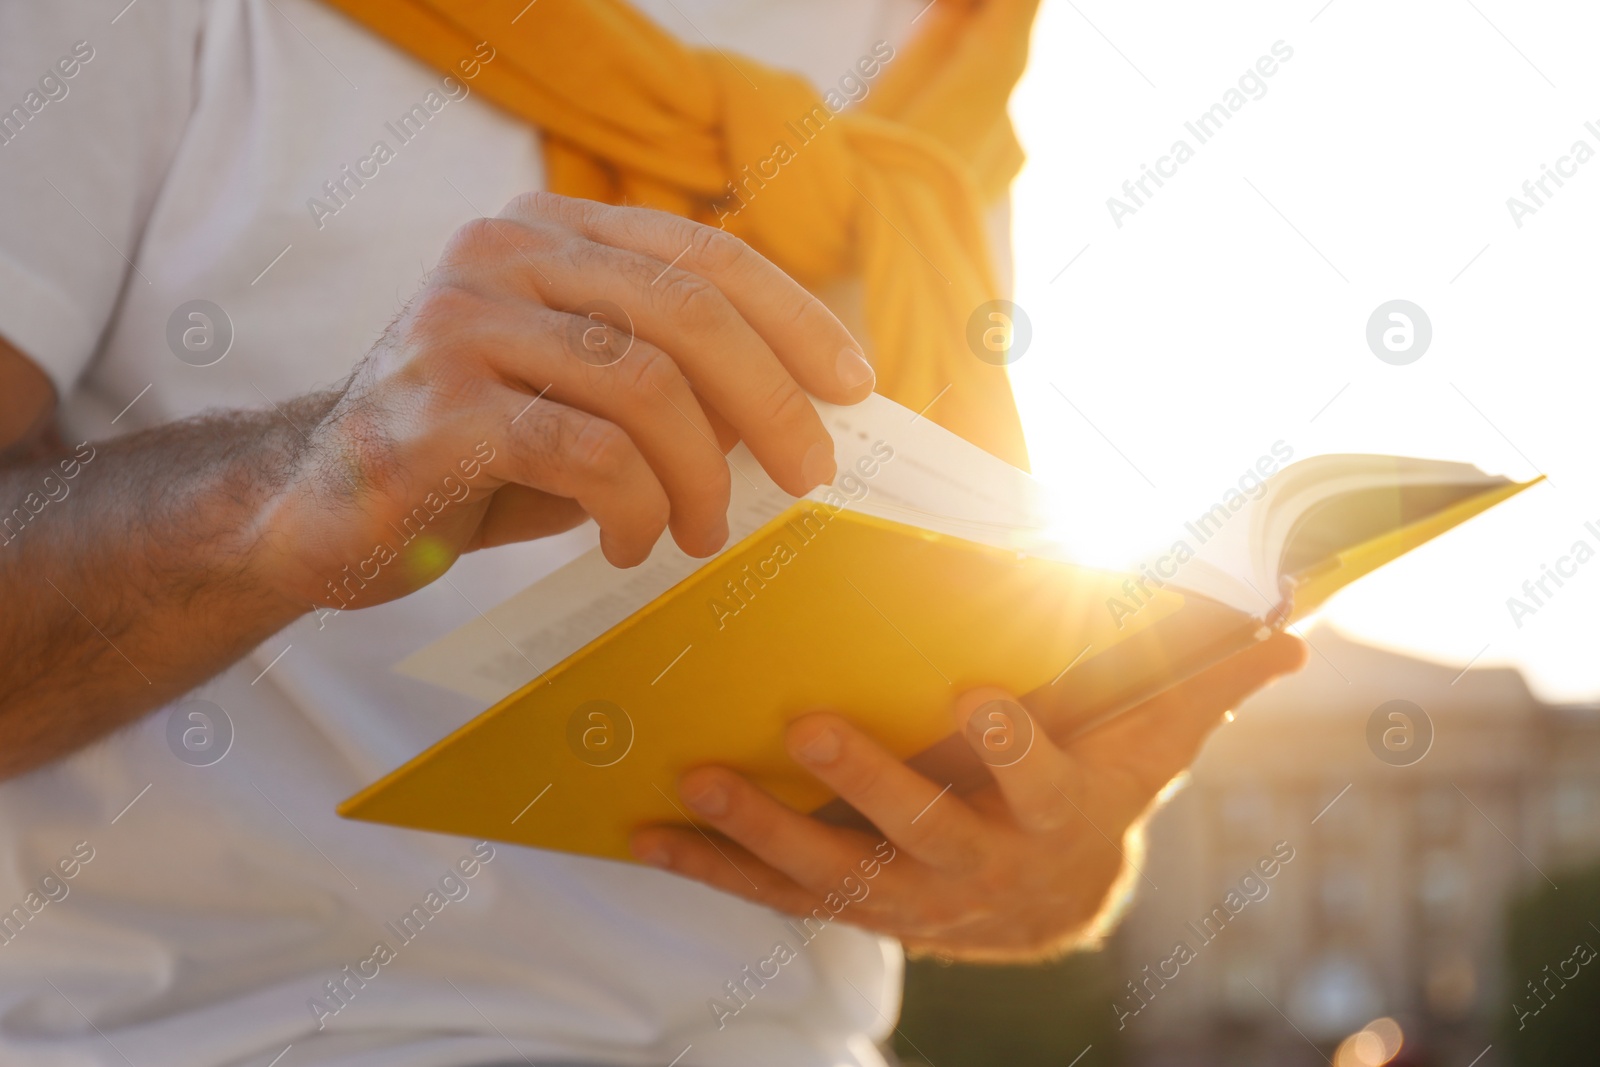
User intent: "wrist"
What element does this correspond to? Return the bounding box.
[236,390,347,617]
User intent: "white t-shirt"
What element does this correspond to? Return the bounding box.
[0,2,931,1065]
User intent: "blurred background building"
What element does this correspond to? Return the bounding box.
[897,625,1600,1067]
[1116,624,1600,1066]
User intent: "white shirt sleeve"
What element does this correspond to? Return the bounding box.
[0,0,204,400]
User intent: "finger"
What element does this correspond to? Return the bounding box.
[488,391,669,567]
[952,687,1078,835]
[465,484,589,551]
[505,192,875,406]
[629,825,821,916]
[784,713,989,874]
[479,306,733,557]
[1074,633,1307,807]
[669,765,890,898]
[528,231,835,496]
[633,826,908,937]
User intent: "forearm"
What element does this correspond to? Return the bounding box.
[0,392,339,778]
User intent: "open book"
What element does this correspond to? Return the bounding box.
[339,394,1541,860]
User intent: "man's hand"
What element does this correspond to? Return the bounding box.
[0,192,874,778]
[630,633,1307,961]
[259,191,875,608]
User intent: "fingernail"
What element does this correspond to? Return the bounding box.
[801,440,836,490]
[634,841,672,868]
[836,347,876,391]
[683,779,728,817]
[796,727,840,766]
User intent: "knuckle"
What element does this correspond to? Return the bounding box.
[567,417,633,481]
[443,215,560,287]
[615,342,682,396]
[565,309,634,366]
[502,189,572,224]
[441,216,508,264]
[783,291,831,334]
[561,233,608,275]
[758,375,815,430]
[655,269,724,330]
[500,190,546,219]
[833,751,886,802]
[609,202,682,249]
[687,223,750,274]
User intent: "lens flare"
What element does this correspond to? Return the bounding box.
[1333,1016,1403,1067]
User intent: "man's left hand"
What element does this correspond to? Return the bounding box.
[630,633,1306,961]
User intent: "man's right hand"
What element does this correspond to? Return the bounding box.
[257,192,876,610]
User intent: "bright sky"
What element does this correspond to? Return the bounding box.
[1005,0,1600,701]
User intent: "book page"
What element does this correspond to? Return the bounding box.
[396,393,1057,702]
[1178,455,1515,618]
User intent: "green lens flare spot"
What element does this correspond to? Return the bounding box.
[404,535,454,585]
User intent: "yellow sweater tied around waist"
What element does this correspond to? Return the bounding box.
[318,0,1040,468]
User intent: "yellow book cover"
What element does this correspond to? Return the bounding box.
[340,396,1542,862]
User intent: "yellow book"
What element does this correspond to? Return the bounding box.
[340,396,1541,861]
